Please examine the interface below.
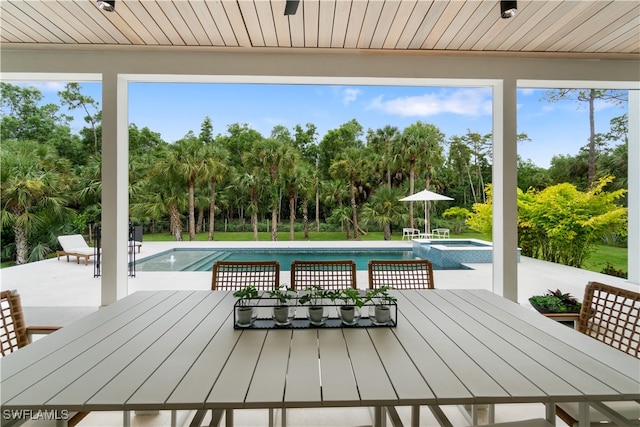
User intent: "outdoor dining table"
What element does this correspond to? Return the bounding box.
[1,289,638,427]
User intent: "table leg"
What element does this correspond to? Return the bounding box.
[577,402,589,427]
[411,405,420,427]
[123,410,131,427]
[225,409,233,427]
[545,402,556,425]
[373,406,383,427]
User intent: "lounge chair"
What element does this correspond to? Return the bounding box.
[56,234,98,265]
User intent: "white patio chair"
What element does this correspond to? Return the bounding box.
[402,227,421,240]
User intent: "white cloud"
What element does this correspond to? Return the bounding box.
[367,88,492,117]
[342,88,361,105]
[518,88,536,96]
[15,81,66,93]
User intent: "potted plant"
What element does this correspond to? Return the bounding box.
[529,289,582,314]
[329,288,364,326]
[233,285,260,327]
[365,286,397,325]
[299,285,329,326]
[267,285,296,326]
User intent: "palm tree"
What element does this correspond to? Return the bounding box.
[368,125,400,189]
[395,122,444,229]
[166,135,208,240]
[251,139,286,241]
[329,147,367,240]
[361,186,407,240]
[280,146,304,240]
[202,143,230,240]
[235,169,264,241]
[1,140,74,263]
[133,147,189,241]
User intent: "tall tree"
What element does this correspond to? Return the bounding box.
[330,147,368,240]
[318,119,363,178]
[395,122,445,229]
[166,134,207,240]
[0,82,69,144]
[542,89,627,186]
[367,125,400,189]
[58,83,101,153]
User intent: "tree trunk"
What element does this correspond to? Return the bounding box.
[196,208,204,233]
[188,180,196,241]
[208,182,216,241]
[302,196,309,240]
[588,89,596,186]
[271,207,278,241]
[289,195,295,241]
[315,185,320,232]
[252,191,259,241]
[350,178,360,240]
[409,161,416,229]
[383,222,391,241]
[13,225,28,265]
[169,204,183,241]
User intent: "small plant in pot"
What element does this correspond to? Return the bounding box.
[529,289,582,314]
[233,285,260,327]
[365,286,397,325]
[298,285,328,326]
[329,288,364,326]
[267,285,296,326]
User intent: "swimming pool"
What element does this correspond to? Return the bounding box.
[135,248,417,272]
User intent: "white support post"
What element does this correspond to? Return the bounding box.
[492,79,519,301]
[100,73,129,305]
[628,89,639,286]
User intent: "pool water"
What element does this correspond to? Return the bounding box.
[135,248,418,272]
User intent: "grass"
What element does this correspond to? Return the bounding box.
[1,231,627,276]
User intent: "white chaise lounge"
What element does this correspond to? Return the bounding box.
[56,234,97,265]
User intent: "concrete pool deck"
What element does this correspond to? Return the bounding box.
[1,239,634,313]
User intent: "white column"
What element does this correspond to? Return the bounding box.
[492,79,519,301]
[101,73,129,305]
[628,90,639,286]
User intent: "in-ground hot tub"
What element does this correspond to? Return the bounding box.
[412,239,520,269]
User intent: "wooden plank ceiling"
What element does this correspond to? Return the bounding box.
[0,0,638,59]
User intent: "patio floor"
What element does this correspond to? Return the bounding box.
[2,239,634,427]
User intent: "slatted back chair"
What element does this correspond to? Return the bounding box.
[0,290,89,426]
[577,281,640,358]
[368,259,435,290]
[555,282,640,426]
[290,260,357,290]
[0,290,30,355]
[211,260,280,291]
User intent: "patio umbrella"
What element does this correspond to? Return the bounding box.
[399,189,454,235]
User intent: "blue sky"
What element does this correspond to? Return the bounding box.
[23,81,628,168]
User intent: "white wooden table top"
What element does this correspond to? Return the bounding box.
[2,289,638,414]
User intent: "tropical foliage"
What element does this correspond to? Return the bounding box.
[467,177,627,268]
[0,82,630,272]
